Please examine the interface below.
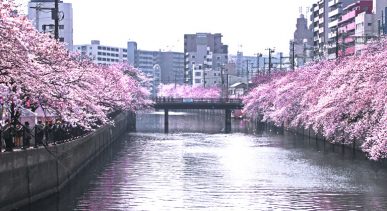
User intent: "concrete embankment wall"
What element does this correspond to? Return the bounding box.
[0,112,136,211]
[260,120,362,151]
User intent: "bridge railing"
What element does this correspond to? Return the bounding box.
[154,97,242,104]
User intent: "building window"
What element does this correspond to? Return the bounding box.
[368,23,372,26]
[102,47,106,50]
[195,79,201,83]
[195,72,201,76]
[98,46,101,50]
[98,52,102,55]
[59,25,64,29]
[59,38,64,42]
[107,53,111,56]
[123,49,127,52]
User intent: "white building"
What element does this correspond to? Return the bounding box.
[355,11,376,53]
[28,0,73,50]
[184,33,228,86]
[74,40,128,65]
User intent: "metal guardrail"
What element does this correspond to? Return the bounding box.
[154,97,243,104]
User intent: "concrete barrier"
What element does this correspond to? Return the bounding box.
[0,112,135,211]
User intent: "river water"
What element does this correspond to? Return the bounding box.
[19,111,387,210]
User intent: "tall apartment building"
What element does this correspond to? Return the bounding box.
[291,14,314,66]
[310,0,387,59]
[311,0,356,59]
[311,0,330,59]
[338,0,373,56]
[127,42,185,96]
[326,0,354,59]
[28,0,73,50]
[73,40,128,65]
[184,33,228,87]
[373,0,387,33]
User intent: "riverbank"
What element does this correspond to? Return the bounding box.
[0,112,136,211]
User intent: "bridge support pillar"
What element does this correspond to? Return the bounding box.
[225,109,232,133]
[164,109,169,133]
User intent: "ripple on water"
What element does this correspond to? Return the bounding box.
[68,133,387,210]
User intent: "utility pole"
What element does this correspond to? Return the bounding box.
[35,3,41,31]
[174,72,177,88]
[226,74,229,99]
[292,42,295,70]
[54,0,59,40]
[341,32,346,57]
[203,66,206,88]
[246,60,249,91]
[279,53,283,70]
[256,53,262,75]
[263,58,266,74]
[220,65,225,97]
[382,10,385,35]
[336,27,339,59]
[266,48,275,74]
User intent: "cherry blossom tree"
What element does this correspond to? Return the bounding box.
[243,38,387,160]
[158,84,221,98]
[0,0,150,129]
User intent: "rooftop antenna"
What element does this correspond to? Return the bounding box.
[238,44,243,53]
[299,7,303,15]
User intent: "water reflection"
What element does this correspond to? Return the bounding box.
[18,111,387,210]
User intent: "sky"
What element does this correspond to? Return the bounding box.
[16,0,315,56]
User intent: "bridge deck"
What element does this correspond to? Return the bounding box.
[153,98,244,110]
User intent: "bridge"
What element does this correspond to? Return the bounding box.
[153,98,244,133]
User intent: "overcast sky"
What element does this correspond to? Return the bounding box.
[16,0,315,56]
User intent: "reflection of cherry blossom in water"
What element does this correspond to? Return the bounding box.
[0,1,150,129]
[243,38,387,160]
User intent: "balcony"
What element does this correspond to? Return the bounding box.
[328,0,341,8]
[328,19,339,29]
[340,10,357,23]
[328,31,337,39]
[328,8,340,18]
[339,22,355,33]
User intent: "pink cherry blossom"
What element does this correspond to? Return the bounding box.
[0,0,150,129]
[244,38,387,160]
[158,84,221,98]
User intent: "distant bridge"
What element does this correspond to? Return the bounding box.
[152,98,244,133]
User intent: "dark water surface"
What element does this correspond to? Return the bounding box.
[19,111,387,210]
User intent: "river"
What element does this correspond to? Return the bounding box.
[18,111,387,210]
